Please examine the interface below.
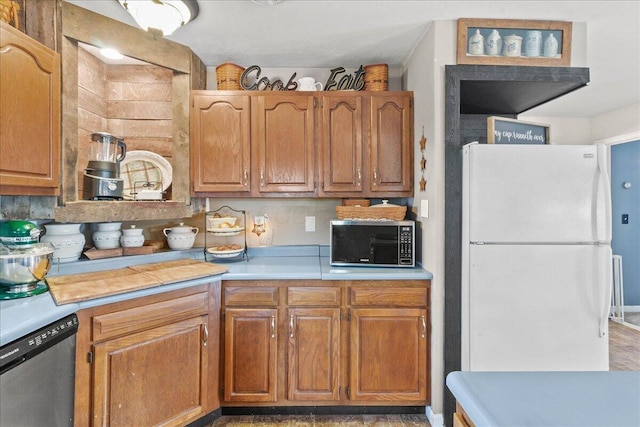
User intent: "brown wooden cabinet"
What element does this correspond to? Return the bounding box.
[0,21,60,196]
[319,93,364,193]
[255,94,316,194]
[190,91,413,198]
[348,285,429,403]
[220,280,429,407]
[190,93,251,193]
[287,287,341,402]
[74,283,220,427]
[368,93,413,194]
[224,307,278,402]
[319,92,413,197]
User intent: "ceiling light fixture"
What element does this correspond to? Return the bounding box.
[118,0,199,36]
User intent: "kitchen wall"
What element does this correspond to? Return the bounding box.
[610,140,640,307]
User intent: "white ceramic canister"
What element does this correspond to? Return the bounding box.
[543,33,559,57]
[502,34,523,57]
[120,225,145,248]
[485,29,502,56]
[92,222,122,249]
[468,29,484,55]
[40,223,85,263]
[524,30,542,57]
[163,223,199,250]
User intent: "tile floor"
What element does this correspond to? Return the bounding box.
[206,414,431,427]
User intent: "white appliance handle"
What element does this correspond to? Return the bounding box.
[596,144,612,243]
[599,246,613,337]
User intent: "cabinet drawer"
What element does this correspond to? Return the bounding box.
[224,287,278,306]
[350,287,427,307]
[92,292,209,342]
[288,287,340,306]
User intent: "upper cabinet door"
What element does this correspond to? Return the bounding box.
[190,93,251,193]
[0,22,60,195]
[369,93,413,194]
[320,93,363,193]
[255,95,316,194]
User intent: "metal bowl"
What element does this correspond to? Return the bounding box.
[0,242,54,286]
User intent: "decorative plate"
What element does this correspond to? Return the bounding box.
[119,151,173,200]
[207,226,244,236]
[206,247,244,258]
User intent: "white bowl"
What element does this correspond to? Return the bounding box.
[208,216,237,229]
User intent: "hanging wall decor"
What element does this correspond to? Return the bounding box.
[419,127,427,192]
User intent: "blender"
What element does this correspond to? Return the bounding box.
[83,132,127,200]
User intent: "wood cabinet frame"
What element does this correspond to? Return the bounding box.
[457,18,572,67]
[55,2,206,222]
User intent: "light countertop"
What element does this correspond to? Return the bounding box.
[446,371,640,427]
[1,245,432,345]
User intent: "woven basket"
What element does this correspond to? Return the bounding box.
[364,63,388,91]
[0,0,20,29]
[336,205,406,221]
[216,62,244,90]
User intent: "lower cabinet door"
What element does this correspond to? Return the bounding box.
[349,308,427,402]
[224,308,278,402]
[287,307,340,401]
[92,316,209,427]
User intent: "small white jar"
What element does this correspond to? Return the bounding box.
[120,225,145,248]
[92,222,122,250]
[40,223,85,263]
[163,223,199,250]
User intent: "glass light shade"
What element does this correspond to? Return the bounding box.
[119,0,193,35]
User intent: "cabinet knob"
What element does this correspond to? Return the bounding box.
[373,167,379,186]
[243,168,249,186]
[203,323,209,346]
[421,315,426,339]
[356,166,362,186]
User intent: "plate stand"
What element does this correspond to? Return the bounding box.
[204,205,248,262]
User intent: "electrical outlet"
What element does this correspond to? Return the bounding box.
[305,216,315,232]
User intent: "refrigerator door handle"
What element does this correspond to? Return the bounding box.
[599,245,613,337]
[596,144,612,243]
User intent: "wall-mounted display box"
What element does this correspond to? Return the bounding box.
[457,18,572,67]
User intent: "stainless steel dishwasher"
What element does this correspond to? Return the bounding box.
[0,313,78,426]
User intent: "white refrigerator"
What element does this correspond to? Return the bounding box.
[461,142,612,372]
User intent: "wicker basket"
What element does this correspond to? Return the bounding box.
[336,205,406,221]
[216,62,244,90]
[0,0,20,29]
[364,63,388,91]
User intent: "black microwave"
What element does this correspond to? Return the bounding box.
[330,220,415,267]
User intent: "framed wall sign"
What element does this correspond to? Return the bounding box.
[457,18,572,67]
[487,116,550,144]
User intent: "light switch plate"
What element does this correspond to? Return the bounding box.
[305,216,315,232]
[420,200,429,218]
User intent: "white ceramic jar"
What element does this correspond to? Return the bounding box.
[120,225,145,248]
[502,34,523,57]
[468,29,484,55]
[524,30,542,57]
[543,33,558,57]
[485,29,502,56]
[40,223,85,263]
[163,223,198,250]
[92,222,122,249]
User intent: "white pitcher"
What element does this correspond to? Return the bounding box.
[298,77,323,91]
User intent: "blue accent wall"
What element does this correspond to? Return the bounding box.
[611,140,640,306]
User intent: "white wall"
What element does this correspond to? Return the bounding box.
[403,19,456,423]
[591,103,640,142]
